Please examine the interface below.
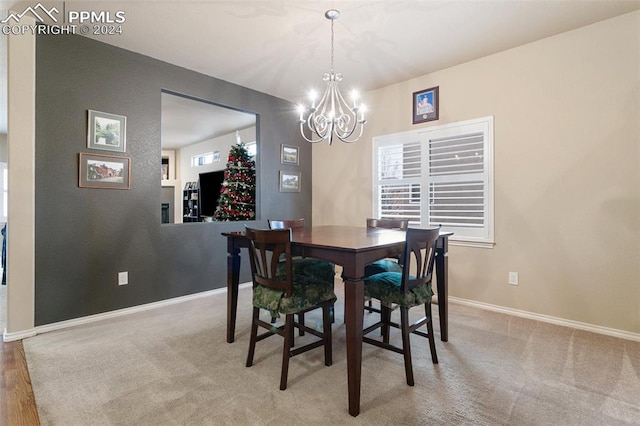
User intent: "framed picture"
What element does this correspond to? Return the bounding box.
[412,86,439,124]
[279,170,301,193]
[161,158,169,180]
[79,153,131,189]
[213,151,221,163]
[87,110,127,152]
[281,144,299,165]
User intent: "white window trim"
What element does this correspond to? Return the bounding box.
[372,116,495,248]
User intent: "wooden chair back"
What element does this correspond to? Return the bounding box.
[366,218,409,231]
[268,218,305,230]
[399,227,440,294]
[245,227,293,297]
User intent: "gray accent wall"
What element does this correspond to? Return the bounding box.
[35,33,311,326]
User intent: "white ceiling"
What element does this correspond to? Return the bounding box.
[161,92,256,149]
[2,0,639,139]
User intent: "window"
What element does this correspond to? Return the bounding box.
[245,141,257,158]
[191,152,215,167]
[373,116,494,247]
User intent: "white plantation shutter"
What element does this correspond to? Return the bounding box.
[374,117,494,246]
[427,132,485,229]
[376,135,422,225]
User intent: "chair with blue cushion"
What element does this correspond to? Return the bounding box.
[364,218,409,314]
[268,218,336,333]
[245,227,336,390]
[363,227,440,386]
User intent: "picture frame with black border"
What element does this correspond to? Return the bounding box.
[79,152,131,190]
[412,86,439,124]
[87,109,127,152]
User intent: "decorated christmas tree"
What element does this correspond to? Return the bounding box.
[213,143,256,221]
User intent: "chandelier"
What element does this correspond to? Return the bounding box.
[297,9,367,145]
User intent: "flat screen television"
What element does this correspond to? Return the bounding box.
[198,170,225,218]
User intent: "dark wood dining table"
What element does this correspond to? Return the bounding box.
[222,225,451,417]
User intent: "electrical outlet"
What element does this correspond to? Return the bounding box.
[508,272,519,286]
[118,271,128,286]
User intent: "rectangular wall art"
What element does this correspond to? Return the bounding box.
[79,153,131,189]
[87,110,127,152]
[279,170,300,193]
[412,86,439,124]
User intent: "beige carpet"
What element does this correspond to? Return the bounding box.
[23,282,640,425]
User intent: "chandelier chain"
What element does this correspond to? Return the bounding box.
[330,18,335,74]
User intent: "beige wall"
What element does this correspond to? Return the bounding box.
[313,12,640,334]
[5,16,36,338]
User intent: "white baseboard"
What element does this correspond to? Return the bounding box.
[3,283,253,342]
[3,327,37,342]
[449,296,640,343]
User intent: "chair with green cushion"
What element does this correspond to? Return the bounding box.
[363,227,439,386]
[245,227,336,391]
[364,218,409,314]
[268,218,336,333]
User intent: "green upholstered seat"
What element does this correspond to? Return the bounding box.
[249,257,335,319]
[283,258,336,285]
[253,279,336,319]
[252,259,335,318]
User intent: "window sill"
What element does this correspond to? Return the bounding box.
[449,239,495,249]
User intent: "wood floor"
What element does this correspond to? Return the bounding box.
[0,339,40,425]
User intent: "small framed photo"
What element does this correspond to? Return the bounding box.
[279,170,301,193]
[412,86,439,124]
[87,110,127,152]
[161,163,169,180]
[213,151,221,163]
[281,144,299,165]
[79,153,131,189]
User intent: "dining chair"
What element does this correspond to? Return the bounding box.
[362,227,440,386]
[268,218,336,334]
[364,218,409,313]
[245,227,336,390]
[268,218,306,232]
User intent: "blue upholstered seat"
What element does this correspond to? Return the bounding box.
[364,271,433,307]
[364,259,403,276]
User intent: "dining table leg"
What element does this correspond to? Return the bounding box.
[226,241,241,343]
[343,277,365,417]
[435,236,449,342]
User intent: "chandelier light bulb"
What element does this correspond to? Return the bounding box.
[297,104,306,122]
